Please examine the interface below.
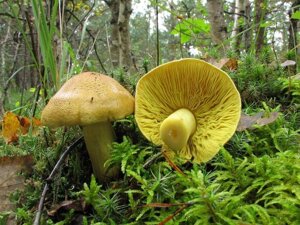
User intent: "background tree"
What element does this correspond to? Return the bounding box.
[231,0,246,54]
[254,0,268,55]
[0,0,299,117]
[206,0,228,55]
[288,0,300,72]
[104,0,133,71]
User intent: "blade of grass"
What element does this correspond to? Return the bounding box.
[31,0,58,89]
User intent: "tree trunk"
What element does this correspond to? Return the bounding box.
[105,0,132,71]
[206,0,228,54]
[254,0,267,55]
[231,0,246,54]
[244,0,251,52]
[0,20,11,116]
[288,0,300,73]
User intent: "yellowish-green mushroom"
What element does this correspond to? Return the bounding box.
[135,58,241,163]
[41,72,134,181]
[160,108,196,153]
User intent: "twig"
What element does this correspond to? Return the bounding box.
[158,204,190,225]
[33,183,49,225]
[224,10,249,20]
[65,9,107,73]
[0,12,26,21]
[161,148,185,176]
[142,202,194,225]
[33,136,84,225]
[31,84,41,118]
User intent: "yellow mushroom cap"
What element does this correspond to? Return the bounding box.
[41,72,134,128]
[135,58,241,163]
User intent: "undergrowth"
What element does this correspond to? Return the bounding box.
[1,54,299,225]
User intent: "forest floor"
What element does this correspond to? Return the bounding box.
[0,55,300,225]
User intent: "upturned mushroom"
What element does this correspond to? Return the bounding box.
[135,58,241,163]
[41,72,134,181]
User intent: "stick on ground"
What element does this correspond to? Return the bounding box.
[33,136,84,225]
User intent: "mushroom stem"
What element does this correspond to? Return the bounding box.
[160,108,196,152]
[82,122,118,181]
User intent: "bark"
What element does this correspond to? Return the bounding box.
[288,1,300,54]
[24,8,40,88]
[244,0,251,52]
[288,0,300,73]
[231,0,246,54]
[0,20,11,116]
[168,0,178,60]
[254,0,267,55]
[15,3,41,90]
[105,0,133,71]
[206,0,228,54]
[155,0,160,66]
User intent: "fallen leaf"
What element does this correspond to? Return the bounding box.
[256,112,279,126]
[0,155,34,212]
[237,112,264,131]
[1,112,42,144]
[2,112,20,144]
[19,116,41,135]
[206,58,238,71]
[281,60,296,67]
[237,112,279,131]
[223,58,238,71]
[217,58,238,71]
[19,117,31,135]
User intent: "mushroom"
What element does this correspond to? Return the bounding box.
[135,58,241,163]
[41,72,134,181]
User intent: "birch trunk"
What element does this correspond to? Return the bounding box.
[206,0,228,54]
[288,0,300,73]
[231,0,246,53]
[0,21,11,116]
[244,0,251,52]
[105,0,132,71]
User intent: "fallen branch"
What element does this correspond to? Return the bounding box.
[142,201,194,225]
[33,136,84,225]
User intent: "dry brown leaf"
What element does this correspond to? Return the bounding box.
[1,112,42,144]
[0,155,34,212]
[256,112,279,126]
[223,58,238,71]
[19,117,31,135]
[2,112,20,144]
[281,60,296,67]
[205,58,238,71]
[19,116,41,135]
[237,112,279,131]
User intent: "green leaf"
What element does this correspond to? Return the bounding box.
[180,33,191,44]
[29,88,36,93]
[189,18,210,33]
[291,11,300,20]
[171,18,210,44]
[260,21,273,28]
